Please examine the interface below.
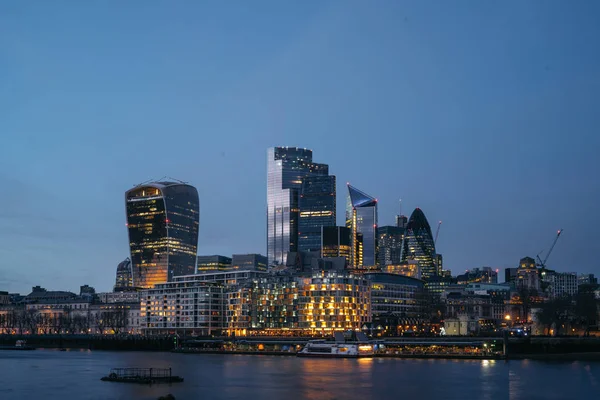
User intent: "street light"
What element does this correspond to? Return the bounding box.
[504,315,511,321]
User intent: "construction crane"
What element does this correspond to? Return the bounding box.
[536,229,563,268]
[434,221,442,246]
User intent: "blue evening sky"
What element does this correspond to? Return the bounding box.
[1,1,599,293]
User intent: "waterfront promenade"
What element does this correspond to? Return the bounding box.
[3,334,600,360]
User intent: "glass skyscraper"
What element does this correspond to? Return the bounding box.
[125,181,199,288]
[114,257,133,291]
[401,208,437,280]
[298,175,336,253]
[346,184,378,267]
[321,226,352,264]
[377,225,405,266]
[267,147,329,267]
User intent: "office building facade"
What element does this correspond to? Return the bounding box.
[401,208,437,280]
[321,226,352,264]
[114,257,133,291]
[125,181,199,288]
[267,147,329,267]
[346,184,378,268]
[364,273,424,318]
[377,225,404,266]
[232,254,268,272]
[298,175,336,253]
[197,255,232,273]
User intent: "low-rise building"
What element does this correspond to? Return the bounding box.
[98,291,141,304]
[0,291,9,305]
[197,255,232,273]
[141,278,225,336]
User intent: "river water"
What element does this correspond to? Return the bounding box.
[1,349,599,399]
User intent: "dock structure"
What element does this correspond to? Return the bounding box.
[101,368,183,384]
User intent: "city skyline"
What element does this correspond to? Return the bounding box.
[2,2,599,293]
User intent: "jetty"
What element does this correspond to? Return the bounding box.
[101,368,183,384]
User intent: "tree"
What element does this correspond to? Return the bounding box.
[107,309,128,335]
[536,297,572,336]
[515,287,539,323]
[574,285,599,335]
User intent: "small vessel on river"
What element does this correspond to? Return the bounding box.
[0,340,36,351]
[297,332,374,358]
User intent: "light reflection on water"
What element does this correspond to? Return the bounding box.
[0,350,598,400]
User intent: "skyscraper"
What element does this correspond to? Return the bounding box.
[298,175,336,253]
[114,257,133,291]
[267,147,329,267]
[401,208,437,280]
[346,184,378,267]
[321,226,352,264]
[125,181,199,289]
[377,225,404,266]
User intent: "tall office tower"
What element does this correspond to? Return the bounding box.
[401,208,437,280]
[377,225,405,266]
[346,184,378,267]
[125,181,199,289]
[396,215,408,229]
[114,257,133,291]
[321,226,352,264]
[298,175,336,253]
[267,147,329,267]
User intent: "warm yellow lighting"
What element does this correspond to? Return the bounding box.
[504,315,511,320]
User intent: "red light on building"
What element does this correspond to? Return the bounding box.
[166,219,171,224]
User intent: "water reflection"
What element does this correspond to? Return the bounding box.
[0,351,599,400]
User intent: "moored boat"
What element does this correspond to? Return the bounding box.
[297,339,374,358]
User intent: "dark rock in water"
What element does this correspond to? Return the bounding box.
[158,395,175,400]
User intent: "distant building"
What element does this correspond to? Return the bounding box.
[24,286,77,303]
[544,271,578,298]
[516,257,540,292]
[0,291,8,305]
[424,276,457,296]
[285,251,318,275]
[267,147,330,267]
[377,225,404,266]
[384,261,421,280]
[433,253,443,276]
[231,254,268,272]
[98,291,141,304]
[401,208,437,280]
[79,285,97,301]
[346,184,378,268]
[364,273,424,319]
[197,255,232,273]
[321,226,351,265]
[457,267,498,285]
[125,181,199,288]
[505,268,518,285]
[578,274,598,286]
[298,175,336,253]
[114,257,133,291]
[395,214,408,229]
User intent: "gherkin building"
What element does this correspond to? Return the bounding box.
[401,208,437,279]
